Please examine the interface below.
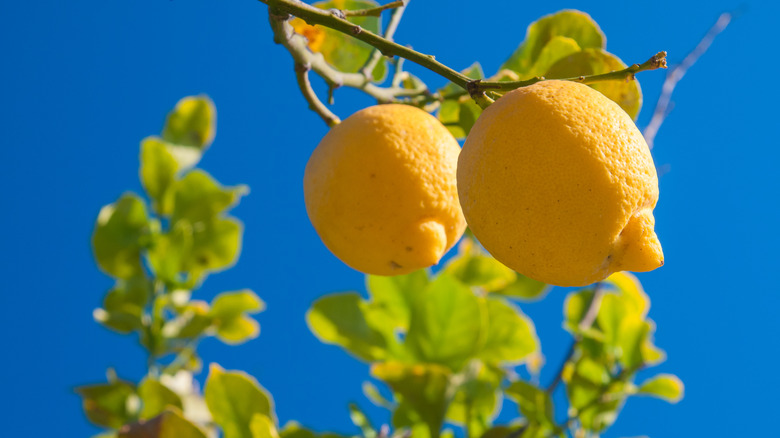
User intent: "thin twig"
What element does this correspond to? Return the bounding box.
[294,63,341,127]
[643,12,732,149]
[361,1,407,78]
[344,0,405,17]
[473,52,667,95]
[268,13,426,107]
[267,0,473,88]
[546,283,605,394]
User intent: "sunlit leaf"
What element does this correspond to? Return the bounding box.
[477,297,538,365]
[444,248,516,291]
[140,137,178,215]
[566,356,609,411]
[405,273,485,370]
[446,362,502,437]
[437,63,483,139]
[502,10,605,75]
[367,270,428,331]
[603,271,648,318]
[307,292,389,362]
[204,364,275,438]
[362,381,394,409]
[162,95,216,150]
[492,274,549,301]
[92,193,149,279]
[96,276,152,334]
[577,380,627,433]
[172,170,247,224]
[563,289,595,333]
[76,379,137,429]
[162,300,211,339]
[290,1,387,81]
[348,403,376,438]
[637,374,684,403]
[138,378,183,420]
[372,361,451,438]
[118,407,208,438]
[279,422,351,438]
[505,380,555,428]
[250,414,280,438]
[525,36,581,78]
[546,48,642,119]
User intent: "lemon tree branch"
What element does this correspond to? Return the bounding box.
[471,52,668,95]
[360,1,407,78]
[644,12,732,149]
[266,0,473,88]
[344,0,405,17]
[269,12,426,106]
[295,62,341,126]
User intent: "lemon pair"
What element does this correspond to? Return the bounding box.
[303,81,663,287]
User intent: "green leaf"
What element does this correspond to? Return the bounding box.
[147,220,194,284]
[118,407,208,438]
[637,374,684,403]
[208,290,265,344]
[211,290,265,318]
[172,170,247,224]
[366,270,428,331]
[446,362,502,437]
[162,95,216,150]
[92,193,150,279]
[437,63,483,139]
[563,289,594,334]
[577,381,627,432]
[307,292,389,362]
[492,274,549,301]
[505,381,555,428]
[139,137,179,215]
[185,217,244,281]
[76,379,137,429]
[279,422,351,438]
[565,356,609,411]
[291,1,386,80]
[525,36,581,78]
[95,276,152,334]
[604,271,649,318]
[138,378,183,420]
[250,414,280,438]
[546,48,643,119]
[501,10,605,75]
[204,364,275,438]
[372,361,451,438]
[162,300,212,339]
[444,252,516,292]
[477,297,538,365]
[405,273,485,371]
[348,403,376,438]
[362,381,394,409]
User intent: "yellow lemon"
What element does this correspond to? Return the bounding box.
[304,104,466,275]
[457,80,662,287]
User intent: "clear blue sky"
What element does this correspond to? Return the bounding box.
[1,0,777,436]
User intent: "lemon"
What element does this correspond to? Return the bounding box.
[304,104,466,275]
[457,80,663,287]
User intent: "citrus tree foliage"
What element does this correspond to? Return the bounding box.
[79,3,682,438]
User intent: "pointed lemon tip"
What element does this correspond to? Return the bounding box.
[612,209,664,273]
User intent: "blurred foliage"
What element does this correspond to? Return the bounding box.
[79,6,681,438]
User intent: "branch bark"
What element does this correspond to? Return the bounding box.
[643,12,732,149]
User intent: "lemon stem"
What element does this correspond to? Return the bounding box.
[294,62,341,127]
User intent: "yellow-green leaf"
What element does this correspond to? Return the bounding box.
[118,407,208,438]
[502,10,605,75]
[307,292,390,362]
[162,95,216,150]
[477,297,538,365]
[204,364,275,438]
[546,48,642,119]
[140,137,178,215]
[637,374,684,403]
[92,193,150,279]
[138,378,183,420]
